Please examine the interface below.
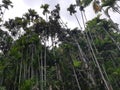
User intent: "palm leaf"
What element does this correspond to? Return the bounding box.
[102,0,116,7]
[81,0,93,7]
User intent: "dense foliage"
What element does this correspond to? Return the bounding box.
[0,0,120,90]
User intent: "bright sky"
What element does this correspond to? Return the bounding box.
[2,0,120,29]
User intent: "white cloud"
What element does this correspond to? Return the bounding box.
[2,0,120,29]
[4,0,28,20]
[22,0,43,7]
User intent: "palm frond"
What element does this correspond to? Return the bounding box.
[102,0,116,7]
[81,0,93,7]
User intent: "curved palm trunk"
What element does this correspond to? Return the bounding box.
[74,13,82,30]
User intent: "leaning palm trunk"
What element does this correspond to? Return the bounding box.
[84,25,112,89]
[74,13,82,29]
[74,37,88,66]
[59,16,96,87]
[18,59,22,90]
[75,37,97,87]
[19,58,22,85]
[102,64,113,90]
[102,8,120,32]
[80,9,113,90]
[69,28,96,87]
[87,30,98,54]
[86,33,112,90]
[69,53,82,90]
[103,27,120,51]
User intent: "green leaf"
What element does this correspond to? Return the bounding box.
[73,60,81,67]
[0,86,6,90]
[20,79,35,90]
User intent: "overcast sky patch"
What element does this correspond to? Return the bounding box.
[2,0,120,29]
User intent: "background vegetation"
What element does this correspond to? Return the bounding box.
[0,0,120,90]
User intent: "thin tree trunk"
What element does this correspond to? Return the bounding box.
[14,63,18,90]
[41,48,44,90]
[18,60,22,90]
[80,9,112,90]
[49,85,52,90]
[74,37,88,68]
[74,14,82,30]
[19,60,22,85]
[87,35,112,90]
[102,64,113,90]
[103,27,120,51]
[37,44,41,89]
[31,44,34,78]
[44,42,47,89]
[69,53,82,90]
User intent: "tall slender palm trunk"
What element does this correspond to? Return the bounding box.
[40,46,44,90]
[44,40,47,89]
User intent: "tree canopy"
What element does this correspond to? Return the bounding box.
[0,0,120,90]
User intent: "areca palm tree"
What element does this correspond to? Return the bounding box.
[86,16,120,89]
[1,1,120,90]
